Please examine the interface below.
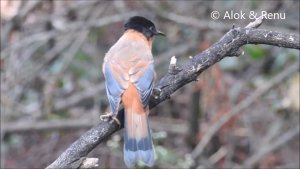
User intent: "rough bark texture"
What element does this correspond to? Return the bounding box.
[46,18,300,169]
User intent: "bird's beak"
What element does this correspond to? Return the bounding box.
[154,30,165,36]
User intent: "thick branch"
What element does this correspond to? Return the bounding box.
[46,18,300,169]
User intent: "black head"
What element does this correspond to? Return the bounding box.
[124,16,165,39]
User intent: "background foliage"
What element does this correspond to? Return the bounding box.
[1,1,299,168]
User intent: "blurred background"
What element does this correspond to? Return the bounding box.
[1,0,299,168]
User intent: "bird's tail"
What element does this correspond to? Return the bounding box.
[124,108,154,167]
[122,84,155,167]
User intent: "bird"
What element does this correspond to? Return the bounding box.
[101,16,165,167]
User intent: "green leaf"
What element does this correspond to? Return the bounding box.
[75,51,90,62]
[244,45,266,60]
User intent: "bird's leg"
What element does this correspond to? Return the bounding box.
[100,112,121,127]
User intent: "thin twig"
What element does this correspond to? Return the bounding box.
[42,31,89,116]
[190,62,299,162]
[2,119,93,133]
[241,125,299,168]
[1,12,138,57]
[2,117,187,135]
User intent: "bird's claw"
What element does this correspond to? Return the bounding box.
[99,112,113,121]
[100,112,121,127]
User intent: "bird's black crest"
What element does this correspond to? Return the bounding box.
[124,16,164,39]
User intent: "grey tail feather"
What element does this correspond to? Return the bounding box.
[124,112,155,167]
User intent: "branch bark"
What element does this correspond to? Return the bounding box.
[46,17,300,169]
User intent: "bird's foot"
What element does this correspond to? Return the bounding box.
[100,112,121,127]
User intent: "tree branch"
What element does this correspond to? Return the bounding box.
[46,17,300,169]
